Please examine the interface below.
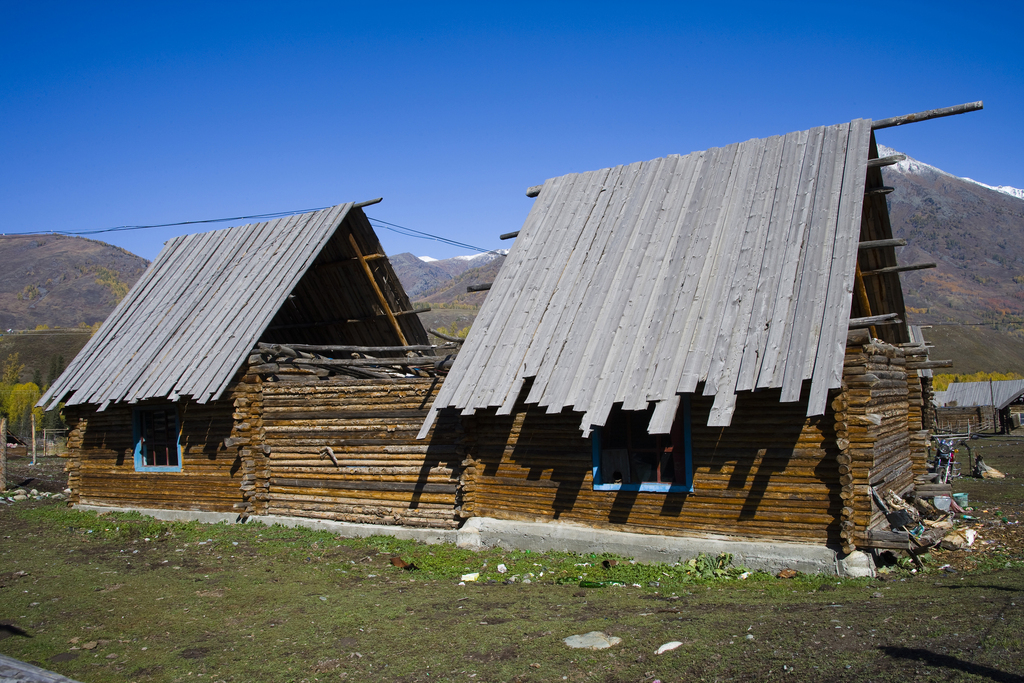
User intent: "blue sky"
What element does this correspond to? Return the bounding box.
[2,2,1021,261]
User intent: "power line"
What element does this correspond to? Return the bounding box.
[2,206,493,254]
[366,217,489,254]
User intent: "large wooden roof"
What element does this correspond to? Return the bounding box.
[422,119,876,436]
[41,202,426,410]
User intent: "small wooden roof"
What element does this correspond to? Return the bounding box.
[936,380,1024,411]
[41,202,426,410]
[423,119,889,436]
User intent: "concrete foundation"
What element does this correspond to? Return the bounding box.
[458,517,874,577]
[74,505,873,577]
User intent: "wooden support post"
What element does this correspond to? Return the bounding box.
[867,155,906,169]
[0,417,6,493]
[860,263,937,276]
[348,232,408,346]
[854,262,876,338]
[849,313,902,329]
[429,329,466,344]
[858,238,907,250]
[31,412,36,466]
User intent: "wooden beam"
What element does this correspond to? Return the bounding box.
[861,263,937,276]
[314,254,386,269]
[871,101,984,130]
[271,477,458,494]
[847,329,871,346]
[353,197,384,208]
[429,329,466,344]
[500,231,520,240]
[526,185,543,198]
[865,186,895,196]
[849,313,902,329]
[265,308,427,331]
[867,155,906,169]
[907,360,954,370]
[257,342,437,354]
[348,232,408,346]
[859,238,907,250]
[853,262,876,337]
[288,356,454,367]
[467,283,492,292]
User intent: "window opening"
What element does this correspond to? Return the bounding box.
[133,407,182,472]
[591,397,693,492]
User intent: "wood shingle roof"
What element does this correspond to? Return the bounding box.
[422,119,874,436]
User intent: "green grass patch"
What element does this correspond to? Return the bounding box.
[2,503,1023,682]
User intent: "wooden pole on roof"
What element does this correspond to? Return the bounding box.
[347,232,409,346]
[871,101,983,130]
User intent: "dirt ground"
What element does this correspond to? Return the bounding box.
[0,446,1022,682]
[2,452,68,494]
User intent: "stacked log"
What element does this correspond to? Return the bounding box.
[63,409,85,505]
[838,330,913,551]
[254,376,464,528]
[232,360,268,517]
[900,342,931,476]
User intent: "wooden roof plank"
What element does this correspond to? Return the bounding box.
[780,124,844,402]
[807,118,872,415]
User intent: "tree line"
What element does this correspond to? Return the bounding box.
[1,352,66,441]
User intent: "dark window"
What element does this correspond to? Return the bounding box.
[591,397,692,492]
[133,407,181,471]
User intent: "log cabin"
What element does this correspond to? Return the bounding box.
[40,201,464,528]
[421,111,971,565]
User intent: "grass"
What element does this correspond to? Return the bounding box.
[1,445,1023,682]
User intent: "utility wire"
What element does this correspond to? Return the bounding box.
[366,217,489,254]
[2,206,494,254]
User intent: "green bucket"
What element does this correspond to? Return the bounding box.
[953,492,969,508]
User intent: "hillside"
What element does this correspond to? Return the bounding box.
[413,254,506,306]
[923,325,1024,376]
[391,250,507,298]
[881,146,1024,327]
[0,235,149,331]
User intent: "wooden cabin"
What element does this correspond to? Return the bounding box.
[422,118,951,557]
[40,202,463,528]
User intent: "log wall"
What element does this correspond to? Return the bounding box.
[63,366,462,528]
[236,373,463,528]
[463,384,845,547]
[934,406,996,433]
[836,333,914,549]
[63,397,242,512]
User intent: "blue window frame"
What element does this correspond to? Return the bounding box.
[132,406,182,472]
[591,396,693,493]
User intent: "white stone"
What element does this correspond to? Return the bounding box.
[656,641,683,654]
[564,632,621,650]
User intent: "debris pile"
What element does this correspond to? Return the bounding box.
[1,487,68,504]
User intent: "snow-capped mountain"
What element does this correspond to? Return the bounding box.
[391,249,509,298]
[878,144,1024,201]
